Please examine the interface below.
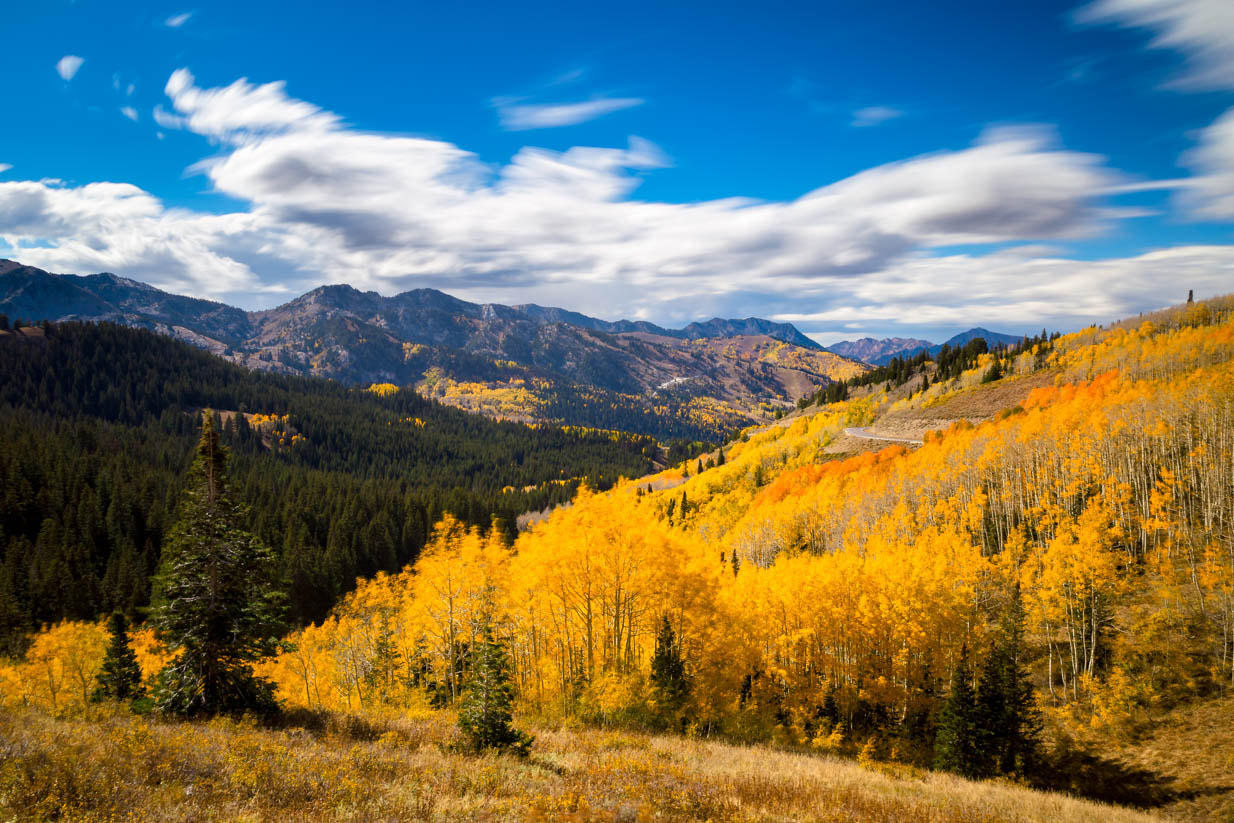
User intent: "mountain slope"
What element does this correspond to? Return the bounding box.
[0,262,862,438]
[0,319,662,634]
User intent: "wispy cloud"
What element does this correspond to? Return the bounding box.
[852,106,903,127]
[152,104,186,130]
[0,68,1131,328]
[165,11,193,27]
[161,68,339,142]
[0,163,11,174]
[1077,0,1234,91]
[1100,178,1196,194]
[56,55,84,82]
[1078,0,1234,218]
[120,107,138,122]
[496,97,644,131]
[1183,107,1234,218]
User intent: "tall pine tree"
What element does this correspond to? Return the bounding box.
[651,615,688,705]
[92,611,145,704]
[977,589,1041,775]
[458,608,532,755]
[650,614,689,728]
[150,410,285,716]
[934,643,988,777]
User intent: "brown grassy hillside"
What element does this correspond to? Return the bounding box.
[0,708,1160,823]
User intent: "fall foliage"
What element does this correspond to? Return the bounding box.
[4,295,1234,814]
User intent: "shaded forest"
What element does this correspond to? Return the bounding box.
[0,321,662,648]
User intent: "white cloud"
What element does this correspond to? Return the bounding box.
[0,164,10,174]
[775,244,1234,340]
[120,106,138,122]
[161,69,339,142]
[56,55,84,82]
[1077,0,1234,91]
[165,11,193,27]
[0,66,1214,340]
[1183,106,1234,218]
[497,97,644,130]
[852,106,903,127]
[1077,1,1234,219]
[152,104,186,130]
[0,178,263,298]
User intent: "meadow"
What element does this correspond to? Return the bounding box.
[0,707,1161,823]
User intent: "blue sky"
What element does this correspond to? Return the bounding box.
[2,0,1233,343]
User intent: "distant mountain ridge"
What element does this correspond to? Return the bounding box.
[0,261,863,438]
[827,328,1027,366]
[825,337,933,366]
[0,262,819,351]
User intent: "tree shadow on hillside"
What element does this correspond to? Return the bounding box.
[266,708,386,741]
[1034,746,1206,809]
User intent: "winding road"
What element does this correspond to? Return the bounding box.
[843,427,924,445]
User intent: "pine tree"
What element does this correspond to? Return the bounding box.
[92,611,146,703]
[458,609,532,755]
[977,589,1041,775]
[981,359,1004,384]
[934,643,988,777]
[150,410,286,716]
[650,614,689,722]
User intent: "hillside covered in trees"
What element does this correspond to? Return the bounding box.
[0,320,665,648]
[3,296,1234,820]
[0,262,866,440]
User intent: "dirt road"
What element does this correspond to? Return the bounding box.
[843,427,924,445]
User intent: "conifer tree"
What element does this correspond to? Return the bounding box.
[151,410,285,716]
[935,643,987,777]
[981,359,1004,384]
[650,615,689,718]
[92,611,145,703]
[978,590,1041,775]
[458,609,532,755]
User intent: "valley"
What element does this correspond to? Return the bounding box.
[3,289,1233,821]
[1,262,868,439]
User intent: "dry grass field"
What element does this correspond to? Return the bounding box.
[0,707,1164,823]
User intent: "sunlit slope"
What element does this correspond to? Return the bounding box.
[261,296,1234,773]
[5,297,1230,820]
[0,709,1159,823]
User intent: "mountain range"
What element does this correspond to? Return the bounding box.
[0,261,865,438]
[0,260,1027,437]
[826,328,1027,366]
